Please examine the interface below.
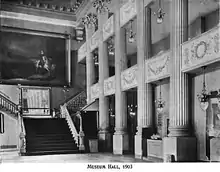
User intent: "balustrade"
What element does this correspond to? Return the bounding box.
[0,94,18,114]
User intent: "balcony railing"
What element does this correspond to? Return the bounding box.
[0,94,18,115]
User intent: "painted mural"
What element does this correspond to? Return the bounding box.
[0,31,66,86]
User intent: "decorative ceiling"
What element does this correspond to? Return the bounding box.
[1,0,84,14]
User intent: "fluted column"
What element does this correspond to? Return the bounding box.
[169,0,189,137]
[163,0,196,162]
[135,0,153,158]
[113,0,129,155]
[98,12,111,152]
[86,26,95,103]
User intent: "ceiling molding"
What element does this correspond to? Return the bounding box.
[0,11,78,27]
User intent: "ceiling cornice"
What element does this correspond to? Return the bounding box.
[0,11,78,27]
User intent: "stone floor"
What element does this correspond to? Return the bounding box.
[1,153,148,163]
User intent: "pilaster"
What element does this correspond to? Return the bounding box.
[113,0,129,155]
[66,35,71,86]
[135,0,153,158]
[85,26,95,103]
[98,12,111,152]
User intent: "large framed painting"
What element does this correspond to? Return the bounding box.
[0,28,69,86]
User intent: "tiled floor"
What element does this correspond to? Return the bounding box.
[1,153,148,163]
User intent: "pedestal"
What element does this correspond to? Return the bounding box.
[113,133,129,155]
[98,131,111,152]
[163,137,197,162]
[135,134,142,159]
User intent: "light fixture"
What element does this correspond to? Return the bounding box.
[155,81,165,113]
[93,52,99,66]
[82,13,97,28]
[197,66,210,111]
[63,86,70,103]
[127,20,136,43]
[153,0,165,24]
[109,108,115,117]
[75,28,84,42]
[108,37,114,56]
[93,0,112,14]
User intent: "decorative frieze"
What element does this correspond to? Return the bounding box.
[78,42,87,62]
[146,51,171,83]
[121,65,138,91]
[90,83,100,100]
[104,76,116,96]
[103,15,114,41]
[182,26,220,72]
[89,31,100,52]
[1,0,84,14]
[120,0,137,27]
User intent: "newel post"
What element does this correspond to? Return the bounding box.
[76,112,85,151]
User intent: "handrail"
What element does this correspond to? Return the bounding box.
[60,90,85,106]
[0,94,18,115]
[60,103,79,146]
[66,90,86,106]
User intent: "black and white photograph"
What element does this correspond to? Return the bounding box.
[0,0,219,171]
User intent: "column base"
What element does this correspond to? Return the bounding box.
[168,127,189,137]
[163,137,197,162]
[113,133,129,155]
[98,131,112,152]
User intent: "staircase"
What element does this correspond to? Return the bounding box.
[24,118,79,156]
[65,91,87,114]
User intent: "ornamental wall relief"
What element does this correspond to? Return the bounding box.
[121,65,138,90]
[146,51,171,82]
[104,76,115,96]
[182,26,220,71]
[103,16,114,41]
[120,0,137,27]
[90,83,100,100]
[89,31,100,52]
[78,42,87,62]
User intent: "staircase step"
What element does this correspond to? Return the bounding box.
[25,149,80,156]
[27,144,77,151]
[26,141,76,147]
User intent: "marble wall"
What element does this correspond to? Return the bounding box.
[193,69,220,161]
[154,82,170,138]
[0,111,19,150]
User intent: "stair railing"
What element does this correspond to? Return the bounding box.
[0,94,18,115]
[60,103,79,147]
[65,91,87,113]
[19,113,26,155]
[0,93,26,154]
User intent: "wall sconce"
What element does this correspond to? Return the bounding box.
[155,81,165,113]
[153,0,165,24]
[197,66,210,111]
[75,28,84,42]
[127,20,136,43]
[93,0,112,14]
[82,13,97,28]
